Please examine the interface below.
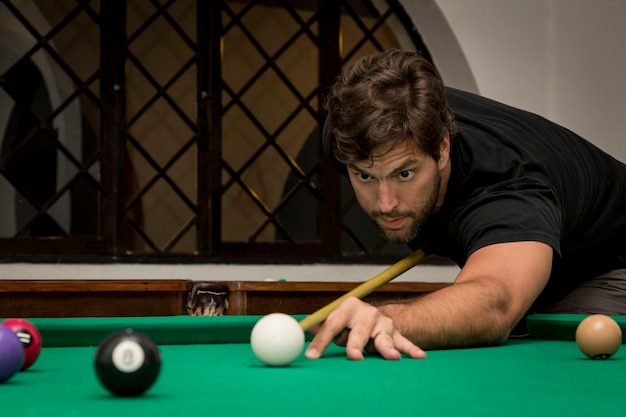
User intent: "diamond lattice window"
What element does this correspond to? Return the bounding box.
[0,0,432,262]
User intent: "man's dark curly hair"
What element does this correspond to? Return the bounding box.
[324,50,457,167]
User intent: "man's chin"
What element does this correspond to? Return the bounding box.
[379,228,415,245]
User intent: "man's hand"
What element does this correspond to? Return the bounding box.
[304,297,426,361]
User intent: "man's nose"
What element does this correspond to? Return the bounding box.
[377,182,399,213]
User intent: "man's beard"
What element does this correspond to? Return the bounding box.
[372,172,440,244]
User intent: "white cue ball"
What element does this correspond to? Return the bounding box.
[250,313,305,366]
[575,314,622,359]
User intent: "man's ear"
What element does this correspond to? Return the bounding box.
[438,131,451,169]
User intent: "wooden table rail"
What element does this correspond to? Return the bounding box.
[0,279,449,318]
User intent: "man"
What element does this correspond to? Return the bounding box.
[305,49,626,361]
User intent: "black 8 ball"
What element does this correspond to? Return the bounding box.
[94,328,161,396]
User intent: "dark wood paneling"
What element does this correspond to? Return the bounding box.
[0,280,191,318]
[0,279,449,318]
[225,281,449,315]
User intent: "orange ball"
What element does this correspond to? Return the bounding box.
[575,314,622,359]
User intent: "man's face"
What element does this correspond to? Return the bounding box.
[347,136,449,244]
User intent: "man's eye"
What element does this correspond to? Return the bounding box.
[358,173,372,181]
[399,170,414,180]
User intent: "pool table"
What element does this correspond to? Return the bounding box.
[2,314,626,416]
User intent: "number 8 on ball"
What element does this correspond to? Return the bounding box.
[94,328,161,396]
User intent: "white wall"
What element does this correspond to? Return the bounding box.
[431,0,626,162]
[0,262,457,283]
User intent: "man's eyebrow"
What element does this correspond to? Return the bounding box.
[392,159,421,172]
[347,158,422,174]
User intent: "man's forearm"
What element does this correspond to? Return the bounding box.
[378,281,514,350]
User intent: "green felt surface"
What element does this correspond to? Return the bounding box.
[527,313,626,342]
[24,315,310,347]
[3,316,626,416]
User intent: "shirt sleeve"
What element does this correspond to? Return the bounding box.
[448,177,563,260]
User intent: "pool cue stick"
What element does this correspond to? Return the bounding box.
[298,249,429,331]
